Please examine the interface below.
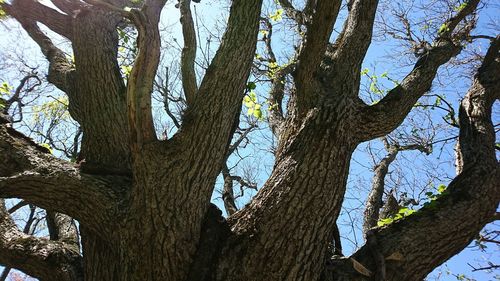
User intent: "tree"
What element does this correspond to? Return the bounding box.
[0,0,498,280]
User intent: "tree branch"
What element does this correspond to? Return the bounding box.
[294,0,341,113]
[362,145,398,236]
[356,0,480,142]
[179,0,198,106]
[363,138,431,235]
[260,17,293,137]
[171,0,263,202]
[0,123,130,238]
[278,0,307,26]
[327,0,378,73]
[455,35,500,172]
[222,163,238,216]
[2,12,74,93]
[4,0,73,39]
[125,2,166,153]
[332,37,500,281]
[0,200,83,281]
[46,212,80,247]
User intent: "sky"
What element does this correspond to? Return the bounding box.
[0,0,499,280]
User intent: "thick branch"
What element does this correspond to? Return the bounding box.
[46,212,79,247]
[455,35,500,172]
[0,203,37,281]
[294,0,341,112]
[179,0,198,106]
[4,0,73,39]
[3,14,74,93]
[0,200,83,281]
[126,1,166,153]
[0,123,130,238]
[332,37,500,281]
[356,1,479,142]
[173,0,263,200]
[362,147,398,235]
[328,0,378,71]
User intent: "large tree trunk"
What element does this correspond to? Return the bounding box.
[0,0,497,281]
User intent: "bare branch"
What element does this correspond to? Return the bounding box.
[222,163,238,216]
[362,145,398,235]
[179,0,198,106]
[278,0,307,26]
[259,17,294,137]
[1,15,74,93]
[356,0,480,142]
[3,0,73,39]
[335,37,500,281]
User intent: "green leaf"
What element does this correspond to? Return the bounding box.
[268,62,279,69]
[40,143,53,154]
[247,82,257,90]
[269,9,283,22]
[454,2,467,12]
[121,65,133,76]
[243,96,254,108]
[438,23,450,34]
[249,91,257,101]
[398,207,409,214]
[253,108,263,119]
[434,96,442,106]
[0,82,12,95]
[377,218,394,227]
[0,0,5,18]
[437,184,447,194]
[369,82,378,93]
[360,68,369,75]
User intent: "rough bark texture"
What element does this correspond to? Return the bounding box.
[0,0,497,281]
